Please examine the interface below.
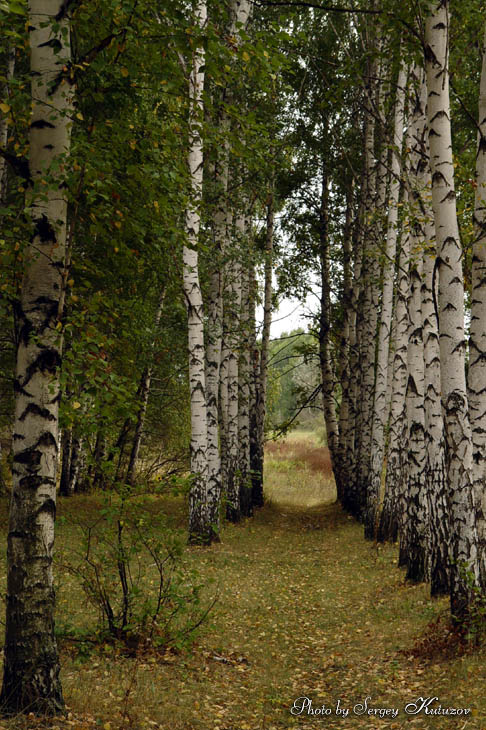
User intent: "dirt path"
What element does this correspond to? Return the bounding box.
[57,499,485,730]
[55,436,486,729]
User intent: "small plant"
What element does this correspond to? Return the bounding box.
[62,488,216,654]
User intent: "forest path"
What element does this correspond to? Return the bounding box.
[56,436,486,730]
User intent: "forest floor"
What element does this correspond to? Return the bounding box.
[0,431,485,729]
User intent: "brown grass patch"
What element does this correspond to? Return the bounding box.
[264,431,336,509]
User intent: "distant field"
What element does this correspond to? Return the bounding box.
[264,430,336,509]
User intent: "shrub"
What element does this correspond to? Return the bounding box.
[62,489,215,653]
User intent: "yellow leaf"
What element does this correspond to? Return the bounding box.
[129,140,136,149]
[121,67,129,77]
[242,51,250,62]
[0,103,10,114]
[76,111,84,120]
[67,278,74,286]
[114,221,122,229]
[72,401,81,410]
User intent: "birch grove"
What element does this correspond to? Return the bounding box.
[4,0,486,713]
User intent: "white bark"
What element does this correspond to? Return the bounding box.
[336,183,354,500]
[319,168,339,479]
[205,0,251,534]
[226,213,243,522]
[403,226,429,582]
[469,22,486,581]
[412,73,450,596]
[425,0,482,619]
[238,240,252,517]
[1,0,73,714]
[366,61,407,539]
[183,0,211,543]
[378,198,410,543]
[354,82,377,519]
[344,173,365,516]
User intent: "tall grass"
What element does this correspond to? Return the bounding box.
[264,430,336,509]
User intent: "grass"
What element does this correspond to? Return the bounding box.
[0,431,485,728]
[264,430,336,509]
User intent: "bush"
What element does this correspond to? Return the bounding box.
[62,489,215,653]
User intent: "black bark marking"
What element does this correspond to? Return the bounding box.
[55,0,78,20]
[19,475,55,490]
[36,499,56,520]
[19,349,61,391]
[14,448,42,468]
[38,38,63,53]
[30,119,56,130]
[13,378,32,397]
[33,215,56,244]
[35,432,58,451]
[441,190,456,203]
[19,404,55,423]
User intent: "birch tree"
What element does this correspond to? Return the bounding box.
[377,198,410,544]
[205,0,251,535]
[0,0,74,713]
[183,0,211,544]
[425,0,482,619]
[366,60,407,540]
[251,189,274,509]
[225,212,244,522]
[318,166,339,481]
[468,22,486,581]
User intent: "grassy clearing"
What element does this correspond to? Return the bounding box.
[0,432,484,729]
[265,430,336,509]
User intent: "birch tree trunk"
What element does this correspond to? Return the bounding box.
[377,200,410,544]
[318,166,339,483]
[205,0,251,535]
[423,216,449,595]
[336,182,354,500]
[414,74,449,596]
[251,191,274,509]
[226,213,243,523]
[238,237,252,517]
[402,242,429,582]
[184,0,211,544]
[395,68,429,581]
[366,61,407,539]
[354,79,378,520]
[0,0,73,714]
[468,23,486,583]
[425,0,482,619]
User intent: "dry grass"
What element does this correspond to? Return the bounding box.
[264,430,336,509]
[0,434,485,729]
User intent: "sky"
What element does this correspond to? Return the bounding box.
[256,293,316,340]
